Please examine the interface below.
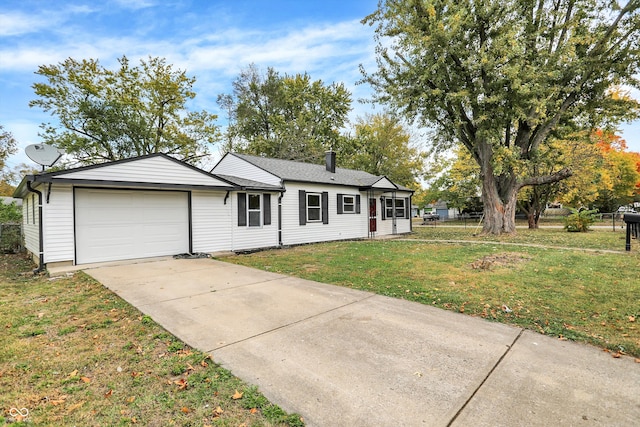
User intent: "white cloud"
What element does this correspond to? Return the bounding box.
[0,11,55,36]
[110,0,157,10]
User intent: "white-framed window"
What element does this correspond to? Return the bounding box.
[299,190,328,225]
[343,195,355,213]
[247,193,261,227]
[385,197,406,218]
[394,198,405,218]
[337,193,360,214]
[307,193,322,222]
[237,192,271,227]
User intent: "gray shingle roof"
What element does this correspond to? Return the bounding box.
[215,174,283,191]
[234,153,405,190]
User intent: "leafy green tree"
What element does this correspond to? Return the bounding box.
[588,130,640,212]
[0,125,17,171]
[341,113,425,187]
[0,201,22,223]
[426,146,481,213]
[30,56,220,165]
[0,125,19,195]
[223,64,352,162]
[362,0,640,234]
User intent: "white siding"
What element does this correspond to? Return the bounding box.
[281,183,368,246]
[213,154,281,186]
[59,156,229,187]
[372,177,397,189]
[43,185,75,263]
[191,190,233,253]
[22,193,40,257]
[229,192,279,251]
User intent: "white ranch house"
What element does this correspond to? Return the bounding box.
[14,152,413,270]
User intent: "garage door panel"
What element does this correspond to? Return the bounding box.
[75,189,189,264]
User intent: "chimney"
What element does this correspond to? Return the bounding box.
[325,150,336,173]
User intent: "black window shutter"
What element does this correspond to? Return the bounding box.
[405,197,410,218]
[299,190,306,225]
[356,195,361,214]
[263,194,271,225]
[381,197,386,220]
[337,193,343,214]
[322,192,329,224]
[237,193,247,226]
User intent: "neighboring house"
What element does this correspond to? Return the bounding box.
[1,196,23,207]
[13,152,413,270]
[424,201,459,220]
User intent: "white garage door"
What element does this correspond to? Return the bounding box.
[75,189,189,264]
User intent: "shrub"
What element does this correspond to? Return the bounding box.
[0,201,22,222]
[564,208,597,232]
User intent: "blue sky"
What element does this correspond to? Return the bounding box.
[1,0,639,171]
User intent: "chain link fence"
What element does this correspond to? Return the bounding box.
[0,223,23,254]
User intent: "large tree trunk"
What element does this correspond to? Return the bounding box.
[478,151,519,235]
[481,176,519,234]
[475,142,572,235]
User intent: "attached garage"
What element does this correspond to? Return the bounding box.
[74,188,190,264]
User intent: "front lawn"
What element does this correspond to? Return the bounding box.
[411,224,633,251]
[225,236,640,358]
[0,254,303,426]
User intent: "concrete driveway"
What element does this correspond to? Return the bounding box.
[85,257,640,426]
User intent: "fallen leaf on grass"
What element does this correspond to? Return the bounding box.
[67,401,85,412]
[629,316,636,322]
[612,352,622,358]
[80,377,91,383]
[214,406,224,416]
[68,369,78,378]
[232,390,243,400]
[49,396,67,406]
[104,389,113,398]
[250,408,258,414]
[200,359,208,368]
[174,378,188,390]
[126,396,136,403]
[181,406,190,414]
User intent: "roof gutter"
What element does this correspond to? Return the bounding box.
[26,179,46,274]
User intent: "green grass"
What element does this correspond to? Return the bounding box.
[410,224,632,251]
[0,253,303,426]
[225,236,640,358]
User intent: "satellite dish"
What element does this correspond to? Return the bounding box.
[25,144,64,168]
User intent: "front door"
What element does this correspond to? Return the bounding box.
[369,198,377,233]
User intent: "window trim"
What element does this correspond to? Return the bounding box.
[299,190,329,225]
[306,192,322,222]
[337,193,360,214]
[394,198,406,218]
[383,196,407,220]
[238,192,272,228]
[247,193,262,227]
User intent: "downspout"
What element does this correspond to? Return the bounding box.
[410,193,413,233]
[26,180,46,274]
[278,188,286,247]
[392,191,397,235]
